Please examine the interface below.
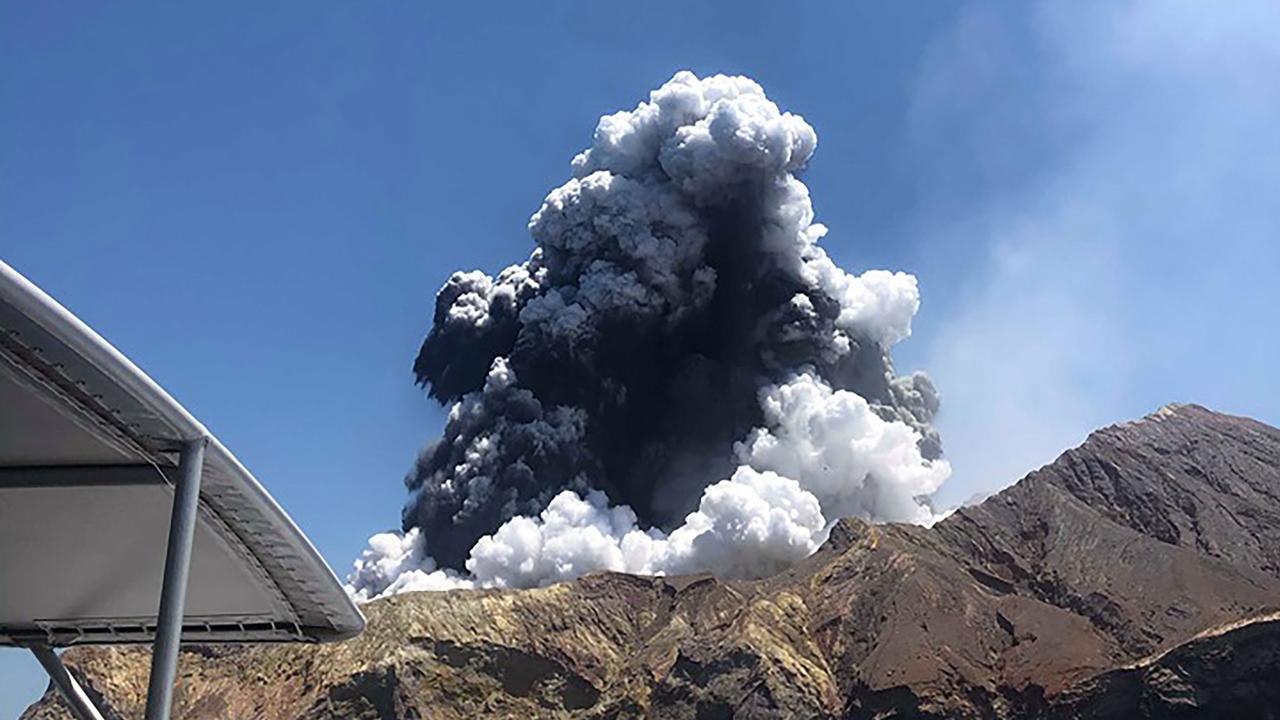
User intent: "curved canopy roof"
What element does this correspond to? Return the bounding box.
[0,260,363,647]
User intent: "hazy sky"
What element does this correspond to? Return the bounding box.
[3,2,1277,713]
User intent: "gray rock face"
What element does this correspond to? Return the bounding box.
[23,404,1280,719]
[1015,404,1280,578]
[1046,613,1280,719]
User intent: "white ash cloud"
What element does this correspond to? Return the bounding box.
[466,466,825,589]
[348,71,948,600]
[345,528,472,601]
[738,371,949,526]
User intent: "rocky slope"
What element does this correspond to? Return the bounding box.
[23,404,1280,719]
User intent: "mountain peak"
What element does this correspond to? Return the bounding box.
[1104,401,1270,437]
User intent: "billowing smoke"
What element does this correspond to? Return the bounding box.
[348,71,949,600]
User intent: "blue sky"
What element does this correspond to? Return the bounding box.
[3,2,1278,713]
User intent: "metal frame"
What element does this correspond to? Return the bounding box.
[0,464,174,487]
[27,645,106,720]
[143,436,207,720]
[26,437,208,720]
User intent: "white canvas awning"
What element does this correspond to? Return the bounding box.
[0,259,363,649]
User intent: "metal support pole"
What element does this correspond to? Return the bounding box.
[143,436,207,720]
[28,645,107,720]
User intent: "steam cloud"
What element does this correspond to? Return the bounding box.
[348,71,949,600]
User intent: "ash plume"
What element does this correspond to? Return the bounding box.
[349,71,949,599]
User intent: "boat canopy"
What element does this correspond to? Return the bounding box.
[0,259,363,718]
